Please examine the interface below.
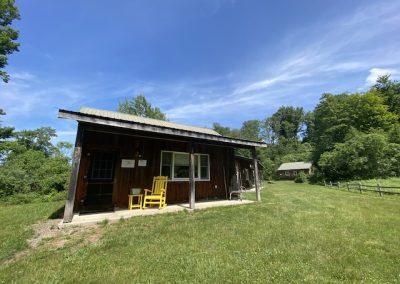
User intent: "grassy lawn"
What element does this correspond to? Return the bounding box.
[1,182,399,283]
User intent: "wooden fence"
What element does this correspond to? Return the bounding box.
[323,180,400,197]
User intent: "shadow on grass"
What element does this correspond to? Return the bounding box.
[48,205,65,219]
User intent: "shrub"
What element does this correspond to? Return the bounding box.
[308,170,325,184]
[0,149,70,198]
[294,172,308,183]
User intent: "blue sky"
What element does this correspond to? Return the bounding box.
[1,0,400,143]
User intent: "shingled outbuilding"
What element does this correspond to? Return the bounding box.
[277,162,313,180]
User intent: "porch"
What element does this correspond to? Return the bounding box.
[60,199,255,227]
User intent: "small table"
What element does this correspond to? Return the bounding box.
[128,194,143,210]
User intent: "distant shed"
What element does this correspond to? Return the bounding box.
[277,162,313,180]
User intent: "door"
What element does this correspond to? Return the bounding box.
[80,151,116,213]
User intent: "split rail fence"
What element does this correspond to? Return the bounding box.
[324,181,400,197]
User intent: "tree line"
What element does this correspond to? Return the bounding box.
[208,76,400,181]
[0,112,72,201]
[118,76,400,182]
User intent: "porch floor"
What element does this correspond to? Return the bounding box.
[60,199,254,227]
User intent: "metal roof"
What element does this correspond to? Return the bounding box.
[80,107,221,136]
[277,162,313,171]
[58,108,267,148]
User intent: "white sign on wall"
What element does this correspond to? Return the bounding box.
[138,160,147,167]
[121,159,135,168]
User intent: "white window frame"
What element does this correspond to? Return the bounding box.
[160,151,210,181]
[285,171,290,176]
[293,171,298,176]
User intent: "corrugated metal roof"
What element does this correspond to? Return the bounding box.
[277,162,313,171]
[80,107,221,136]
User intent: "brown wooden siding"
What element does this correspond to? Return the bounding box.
[73,124,235,211]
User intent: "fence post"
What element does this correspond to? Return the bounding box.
[377,183,383,197]
[338,181,341,189]
[346,182,350,191]
[324,180,326,187]
[330,181,332,188]
[358,182,362,193]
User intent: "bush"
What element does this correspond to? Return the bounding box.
[294,172,308,183]
[308,170,325,184]
[0,191,66,205]
[0,149,70,198]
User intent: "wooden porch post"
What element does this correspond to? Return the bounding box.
[252,148,261,202]
[63,124,83,223]
[189,142,196,209]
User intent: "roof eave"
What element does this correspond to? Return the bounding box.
[58,109,267,148]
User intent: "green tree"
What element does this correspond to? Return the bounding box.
[310,92,396,163]
[0,0,20,83]
[265,106,304,144]
[118,95,167,121]
[373,75,400,118]
[319,130,399,180]
[0,149,70,197]
[240,120,261,141]
[388,123,400,144]
[212,122,238,137]
[14,127,57,157]
[0,109,13,139]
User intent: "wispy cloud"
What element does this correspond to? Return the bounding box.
[365,68,400,86]
[165,0,400,122]
[11,71,37,81]
[2,0,400,140]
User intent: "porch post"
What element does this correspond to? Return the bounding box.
[189,142,196,209]
[63,124,83,223]
[252,147,261,202]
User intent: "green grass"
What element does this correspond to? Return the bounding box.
[1,182,399,283]
[0,201,64,261]
[344,177,400,194]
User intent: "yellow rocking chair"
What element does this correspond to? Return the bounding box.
[142,176,168,209]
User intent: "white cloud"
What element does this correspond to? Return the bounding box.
[11,71,37,81]
[365,68,400,86]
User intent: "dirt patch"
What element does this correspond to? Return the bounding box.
[29,219,102,249]
[4,219,103,265]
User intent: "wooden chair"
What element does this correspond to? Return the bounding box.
[142,176,168,209]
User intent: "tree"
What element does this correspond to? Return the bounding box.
[212,122,238,137]
[118,95,167,120]
[0,109,13,139]
[14,127,57,157]
[373,75,400,118]
[0,0,20,83]
[265,106,304,144]
[310,92,396,163]
[319,129,400,180]
[240,120,261,141]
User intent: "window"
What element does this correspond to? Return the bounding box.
[285,171,290,176]
[90,152,115,180]
[293,171,298,176]
[160,151,210,181]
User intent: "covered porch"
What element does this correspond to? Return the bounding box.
[60,199,255,226]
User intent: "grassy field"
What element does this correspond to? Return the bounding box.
[0,182,399,283]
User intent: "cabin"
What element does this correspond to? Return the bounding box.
[59,107,267,223]
[276,162,313,180]
[234,156,263,189]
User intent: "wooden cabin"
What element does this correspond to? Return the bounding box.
[59,107,266,223]
[276,162,313,180]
